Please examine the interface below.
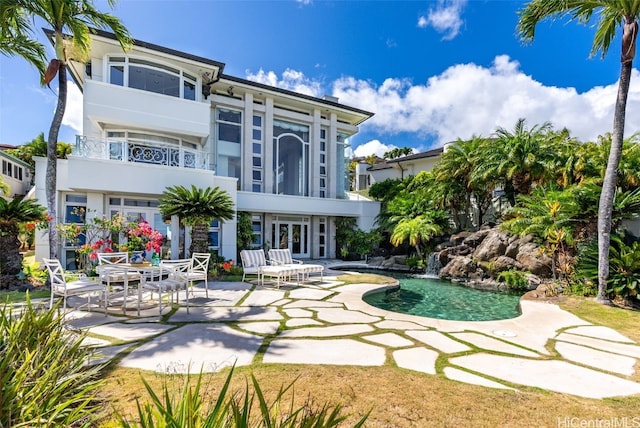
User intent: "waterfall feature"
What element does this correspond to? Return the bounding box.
[425,252,442,277]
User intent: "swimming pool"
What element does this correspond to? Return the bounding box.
[362,273,523,321]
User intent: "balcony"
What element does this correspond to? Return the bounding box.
[74,136,211,171]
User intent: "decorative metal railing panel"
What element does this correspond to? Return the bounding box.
[75,136,210,170]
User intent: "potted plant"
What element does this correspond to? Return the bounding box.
[120,220,164,263]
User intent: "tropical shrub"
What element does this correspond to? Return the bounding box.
[0,299,106,427]
[575,235,640,300]
[117,366,369,428]
[0,196,47,277]
[335,217,381,260]
[16,259,48,285]
[496,269,529,291]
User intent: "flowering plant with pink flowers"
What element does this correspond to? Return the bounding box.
[120,220,164,253]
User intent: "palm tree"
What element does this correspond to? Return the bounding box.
[481,119,555,205]
[159,185,235,255]
[0,0,131,259]
[0,4,46,74]
[518,1,640,304]
[436,136,494,228]
[0,196,46,276]
[6,133,72,170]
[390,215,443,259]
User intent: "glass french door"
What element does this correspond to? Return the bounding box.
[272,216,310,258]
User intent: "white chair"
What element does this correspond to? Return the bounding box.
[186,252,211,297]
[43,258,108,312]
[138,261,190,316]
[96,251,140,289]
[240,249,269,282]
[268,249,303,266]
[268,249,324,283]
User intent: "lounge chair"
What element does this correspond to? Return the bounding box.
[240,249,269,282]
[268,249,324,283]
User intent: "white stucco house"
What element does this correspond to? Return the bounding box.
[34,29,380,269]
[354,147,444,191]
[0,148,32,199]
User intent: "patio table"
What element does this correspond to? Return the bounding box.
[97,263,157,313]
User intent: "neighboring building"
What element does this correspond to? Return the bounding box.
[0,149,32,199]
[358,147,444,190]
[34,29,380,268]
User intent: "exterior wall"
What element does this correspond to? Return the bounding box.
[368,155,441,187]
[84,80,210,139]
[34,30,378,266]
[33,156,238,262]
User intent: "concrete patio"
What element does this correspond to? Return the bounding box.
[56,268,640,400]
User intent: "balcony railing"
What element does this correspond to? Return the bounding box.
[74,136,211,171]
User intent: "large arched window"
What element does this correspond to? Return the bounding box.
[108,56,197,100]
[273,120,309,196]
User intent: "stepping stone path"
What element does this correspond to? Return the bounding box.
[55,273,640,399]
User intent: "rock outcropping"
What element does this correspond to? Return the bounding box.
[436,227,552,290]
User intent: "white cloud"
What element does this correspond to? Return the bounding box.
[353,139,397,158]
[418,0,467,40]
[246,67,322,97]
[332,54,640,146]
[246,55,640,150]
[62,82,83,135]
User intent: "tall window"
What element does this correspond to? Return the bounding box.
[336,133,349,199]
[318,217,327,258]
[208,220,220,251]
[62,194,87,270]
[215,108,242,188]
[252,115,263,192]
[108,56,197,100]
[251,214,263,246]
[273,120,309,196]
[319,129,327,198]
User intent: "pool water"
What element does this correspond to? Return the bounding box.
[363,274,523,321]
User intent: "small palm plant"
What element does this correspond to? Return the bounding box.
[117,366,370,428]
[1,298,106,427]
[159,185,235,255]
[0,196,46,277]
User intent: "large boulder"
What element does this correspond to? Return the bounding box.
[492,255,523,273]
[440,256,479,279]
[462,229,491,247]
[473,230,509,262]
[515,243,552,277]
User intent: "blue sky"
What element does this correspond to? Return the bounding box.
[2,0,640,158]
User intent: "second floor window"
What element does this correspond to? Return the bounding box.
[108,56,197,101]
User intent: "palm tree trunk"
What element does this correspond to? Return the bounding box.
[597,61,633,305]
[46,63,67,259]
[190,222,210,255]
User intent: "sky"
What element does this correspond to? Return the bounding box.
[2,0,640,158]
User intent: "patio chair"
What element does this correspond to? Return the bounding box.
[139,261,190,316]
[43,258,108,312]
[186,252,211,297]
[96,251,140,288]
[240,249,269,282]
